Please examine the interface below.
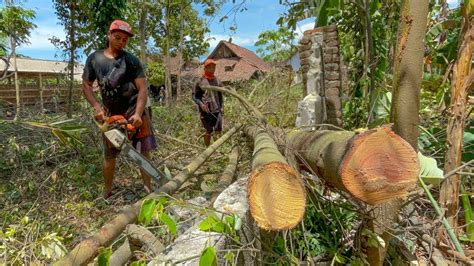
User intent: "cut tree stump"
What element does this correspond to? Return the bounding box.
[244,125,306,231]
[288,125,419,205]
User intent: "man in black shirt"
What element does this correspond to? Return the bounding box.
[82,19,157,198]
[192,59,223,146]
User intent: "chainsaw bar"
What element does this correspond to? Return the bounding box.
[103,128,168,184]
[122,143,168,183]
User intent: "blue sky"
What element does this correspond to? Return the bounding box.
[13,0,314,63]
[11,0,460,63]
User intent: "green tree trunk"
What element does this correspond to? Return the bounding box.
[371,0,429,264]
[210,145,240,203]
[390,0,428,149]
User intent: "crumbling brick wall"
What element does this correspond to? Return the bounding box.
[298,25,344,127]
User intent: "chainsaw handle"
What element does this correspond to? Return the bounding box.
[107,115,136,132]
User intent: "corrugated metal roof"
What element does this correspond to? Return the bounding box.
[0,57,83,80]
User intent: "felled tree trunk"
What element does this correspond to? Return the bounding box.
[210,145,240,203]
[244,125,306,231]
[288,126,419,205]
[55,126,239,266]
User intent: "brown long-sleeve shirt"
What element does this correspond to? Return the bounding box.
[192,77,223,113]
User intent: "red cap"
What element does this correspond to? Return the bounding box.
[109,20,134,37]
[204,58,216,66]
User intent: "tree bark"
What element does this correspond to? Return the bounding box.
[439,3,473,235]
[289,126,419,205]
[176,0,185,103]
[39,73,44,113]
[389,0,428,149]
[164,0,172,106]
[67,2,75,118]
[55,126,239,265]
[109,224,164,266]
[373,1,428,265]
[210,145,240,203]
[139,0,147,64]
[109,239,131,266]
[11,35,19,121]
[244,125,306,231]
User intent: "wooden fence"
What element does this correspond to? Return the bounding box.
[0,84,82,106]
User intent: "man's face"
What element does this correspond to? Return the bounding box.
[205,64,216,73]
[108,30,129,50]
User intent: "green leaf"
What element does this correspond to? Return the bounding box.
[461,183,474,240]
[97,247,112,266]
[130,261,146,266]
[418,152,444,185]
[163,165,172,180]
[224,251,235,263]
[138,199,157,226]
[199,246,217,266]
[198,215,232,235]
[159,212,177,235]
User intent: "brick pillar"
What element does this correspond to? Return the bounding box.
[296,25,343,128]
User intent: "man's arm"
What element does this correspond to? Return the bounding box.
[218,91,223,112]
[129,77,148,127]
[192,79,209,112]
[82,80,106,121]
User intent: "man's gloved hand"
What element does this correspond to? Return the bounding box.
[128,113,143,128]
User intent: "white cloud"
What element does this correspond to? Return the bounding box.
[20,25,65,50]
[295,21,315,39]
[207,34,256,50]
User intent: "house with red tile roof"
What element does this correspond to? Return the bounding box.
[159,41,272,87]
[205,41,272,83]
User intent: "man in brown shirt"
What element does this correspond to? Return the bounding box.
[192,59,223,146]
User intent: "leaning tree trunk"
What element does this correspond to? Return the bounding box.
[55,126,239,265]
[439,3,473,235]
[244,125,306,231]
[289,126,419,205]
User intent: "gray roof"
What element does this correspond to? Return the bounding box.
[0,57,83,81]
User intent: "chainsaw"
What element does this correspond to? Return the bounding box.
[96,115,168,184]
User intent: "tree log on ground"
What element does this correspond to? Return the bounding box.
[109,239,131,266]
[55,126,239,266]
[210,145,240,203]
[244,125,306,231]
[288,126,419,205]
[109,224,165,266]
